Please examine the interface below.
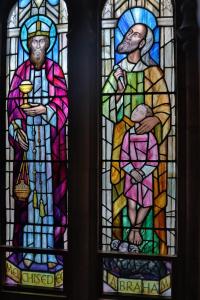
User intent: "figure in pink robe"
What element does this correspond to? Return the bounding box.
[120,104,158,246]
[121,130,158,207]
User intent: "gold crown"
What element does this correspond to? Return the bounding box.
[28,21,49,38]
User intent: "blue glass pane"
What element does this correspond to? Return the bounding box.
[131,8,157,30]
[48,0,59,5]
[26,16,38,28]
[47,51,53,60]
[19,0,31,8]
[39,15,52,27]
[150,43,160,64]
[154,27,160,43]
[50,24,57,37]
[21,26,27,41]
[118,10,134,35]
[53,38,59,63]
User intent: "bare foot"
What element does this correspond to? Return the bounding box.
[128,228,135,243]
[133,230,143,245]
[24,259,32,268]
[48,262,57,269]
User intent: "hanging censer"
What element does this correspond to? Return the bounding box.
[14,81,33,201]
[14,152,30,201]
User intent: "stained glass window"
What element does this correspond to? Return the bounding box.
[6,0,68,289]
[101,0,175,297]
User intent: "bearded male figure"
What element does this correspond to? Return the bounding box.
[102,21,171,255]
[8,19,68,269]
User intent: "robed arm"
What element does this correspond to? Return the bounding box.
[102,70,125,123]
[145,66,171,144]
[7,62,28,150]
[43,60,68,131]
[120,131,135,174]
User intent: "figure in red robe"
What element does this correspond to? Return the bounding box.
[8,22,68,270]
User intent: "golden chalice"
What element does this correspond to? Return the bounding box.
[19,80,33,108]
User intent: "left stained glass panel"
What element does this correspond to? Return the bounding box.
[5,0,68,289]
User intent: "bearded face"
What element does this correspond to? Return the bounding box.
[118,24,147,54]
[28,36,49,69]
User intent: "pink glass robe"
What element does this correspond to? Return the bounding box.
[120,129,158,207]
[8,58,68,250]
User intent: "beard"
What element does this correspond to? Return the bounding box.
[30,49,46,70]
[118,39,139,54]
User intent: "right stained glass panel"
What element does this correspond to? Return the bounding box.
[101,0,175,297]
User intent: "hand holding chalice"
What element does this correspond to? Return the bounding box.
[19,80,46,116]
[19,80,33,109]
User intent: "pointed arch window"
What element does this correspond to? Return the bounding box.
[101,0,176,297]
[0,0,198,299]
[5,0,68,290]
